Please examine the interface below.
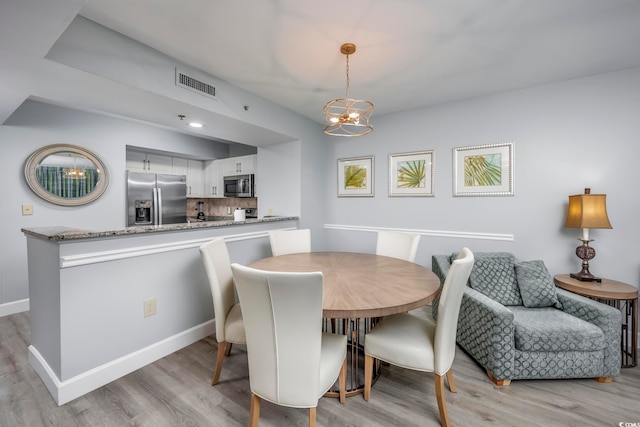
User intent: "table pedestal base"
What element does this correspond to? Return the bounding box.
[323,317,380,397]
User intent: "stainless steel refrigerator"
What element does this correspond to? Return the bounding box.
[126,171,187,226]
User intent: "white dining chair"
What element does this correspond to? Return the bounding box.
[363,247,474,427]
[199,238,246,385]
[230,263,347,427]
[268,228,311,256]
[375,230,421,262]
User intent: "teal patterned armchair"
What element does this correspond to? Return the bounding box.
[432,252,621,385]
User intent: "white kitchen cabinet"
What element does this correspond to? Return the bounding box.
[224,154,256,175]
[147,153,174,173]
[204,160,224,197]
[171,157,188,176]
[186,159,204,196]
[164,157,204,196]
[126,150,147,172]
[126,151,173,174]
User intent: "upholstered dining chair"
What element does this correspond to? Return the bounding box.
[268,228,311,256]
[363,247,474,427]
[230,263,347,427]
[199,238,246,385]
[375,230,421,262]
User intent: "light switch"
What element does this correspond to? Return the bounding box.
[22,204,33,215]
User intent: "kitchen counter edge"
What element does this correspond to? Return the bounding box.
[21,216,299,241]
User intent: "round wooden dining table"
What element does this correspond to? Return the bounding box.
[248,251,441,397]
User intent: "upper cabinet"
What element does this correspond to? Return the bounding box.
[186,159,204,197]
[172,158,204,196]
[203,154,257,198]
[204,160,224,198]
[126,151,173,174]
[224,154,256,176]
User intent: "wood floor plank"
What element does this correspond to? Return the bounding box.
[1,311,639,426]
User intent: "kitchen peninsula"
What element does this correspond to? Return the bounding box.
[22,216,298,405]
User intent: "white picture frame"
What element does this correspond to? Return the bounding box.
[453,142,514,197]
[337,156,374,197]
[389,150,435,197]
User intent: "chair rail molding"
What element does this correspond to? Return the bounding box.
[324,224,514,242]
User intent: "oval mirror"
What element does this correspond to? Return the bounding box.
[25,144,109,206]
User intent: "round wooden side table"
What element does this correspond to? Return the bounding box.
[554,274,638,368]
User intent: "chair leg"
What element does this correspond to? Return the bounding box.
[446,369,457,393]
[339,357,347,404]
[435,374,451,427]
[309,406,317,427]
[364,354,373,401]
[212,341,227,385]
[249,393,260,427]
[225,342,233,356]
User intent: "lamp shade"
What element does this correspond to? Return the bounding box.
[564,191,612,229]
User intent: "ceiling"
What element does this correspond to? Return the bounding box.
[78,0,640,124]
[2,0,640,142]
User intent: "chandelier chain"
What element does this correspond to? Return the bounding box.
[345,53,350,99]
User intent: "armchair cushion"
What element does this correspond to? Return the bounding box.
[514,260,561,308]
[468,254,522,306]
[510,306,606,352]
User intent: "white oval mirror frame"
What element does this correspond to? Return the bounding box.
[24,144,109,206]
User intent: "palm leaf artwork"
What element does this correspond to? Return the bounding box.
[344,165,367,189]
[464,154,502,186]
[397,160,425,188]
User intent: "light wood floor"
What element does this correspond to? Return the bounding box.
[1,309,639,427]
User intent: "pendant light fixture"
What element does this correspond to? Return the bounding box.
[323,43,374,137]
[63,155,86,180]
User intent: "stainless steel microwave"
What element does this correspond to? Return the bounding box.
[224,174,255,198]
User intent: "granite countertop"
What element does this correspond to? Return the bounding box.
[21,216,298,241]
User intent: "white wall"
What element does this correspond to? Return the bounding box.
[325,66,640,288]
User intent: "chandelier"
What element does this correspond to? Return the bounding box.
[63,156,86,179]
[323,43,374,137]
[63,167,86,179]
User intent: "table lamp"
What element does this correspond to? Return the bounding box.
[563,188,612,282]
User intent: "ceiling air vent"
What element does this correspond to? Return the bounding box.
[175,68,217,100]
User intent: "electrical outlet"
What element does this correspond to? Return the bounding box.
[267,207,273,216]
[22,204,33,215]
[143,298,157,317]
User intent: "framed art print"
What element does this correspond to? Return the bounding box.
[389,150,434,197]
[453,142,514,197]
[337,155,374,197]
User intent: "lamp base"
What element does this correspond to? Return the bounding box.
[570,238,602,282]
[570,272,602,283]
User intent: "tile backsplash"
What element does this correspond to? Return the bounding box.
[187,197,257,218]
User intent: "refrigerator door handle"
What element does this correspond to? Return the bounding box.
[157,188,163,226]
[152,188,159,225]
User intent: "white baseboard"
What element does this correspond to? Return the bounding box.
[28,319,216,405]
[0,299,29,317]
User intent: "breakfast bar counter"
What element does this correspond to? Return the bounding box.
[22,215,298,241]
[22,216,298,405]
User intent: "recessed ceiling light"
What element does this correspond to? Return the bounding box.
[188,122,203,128]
